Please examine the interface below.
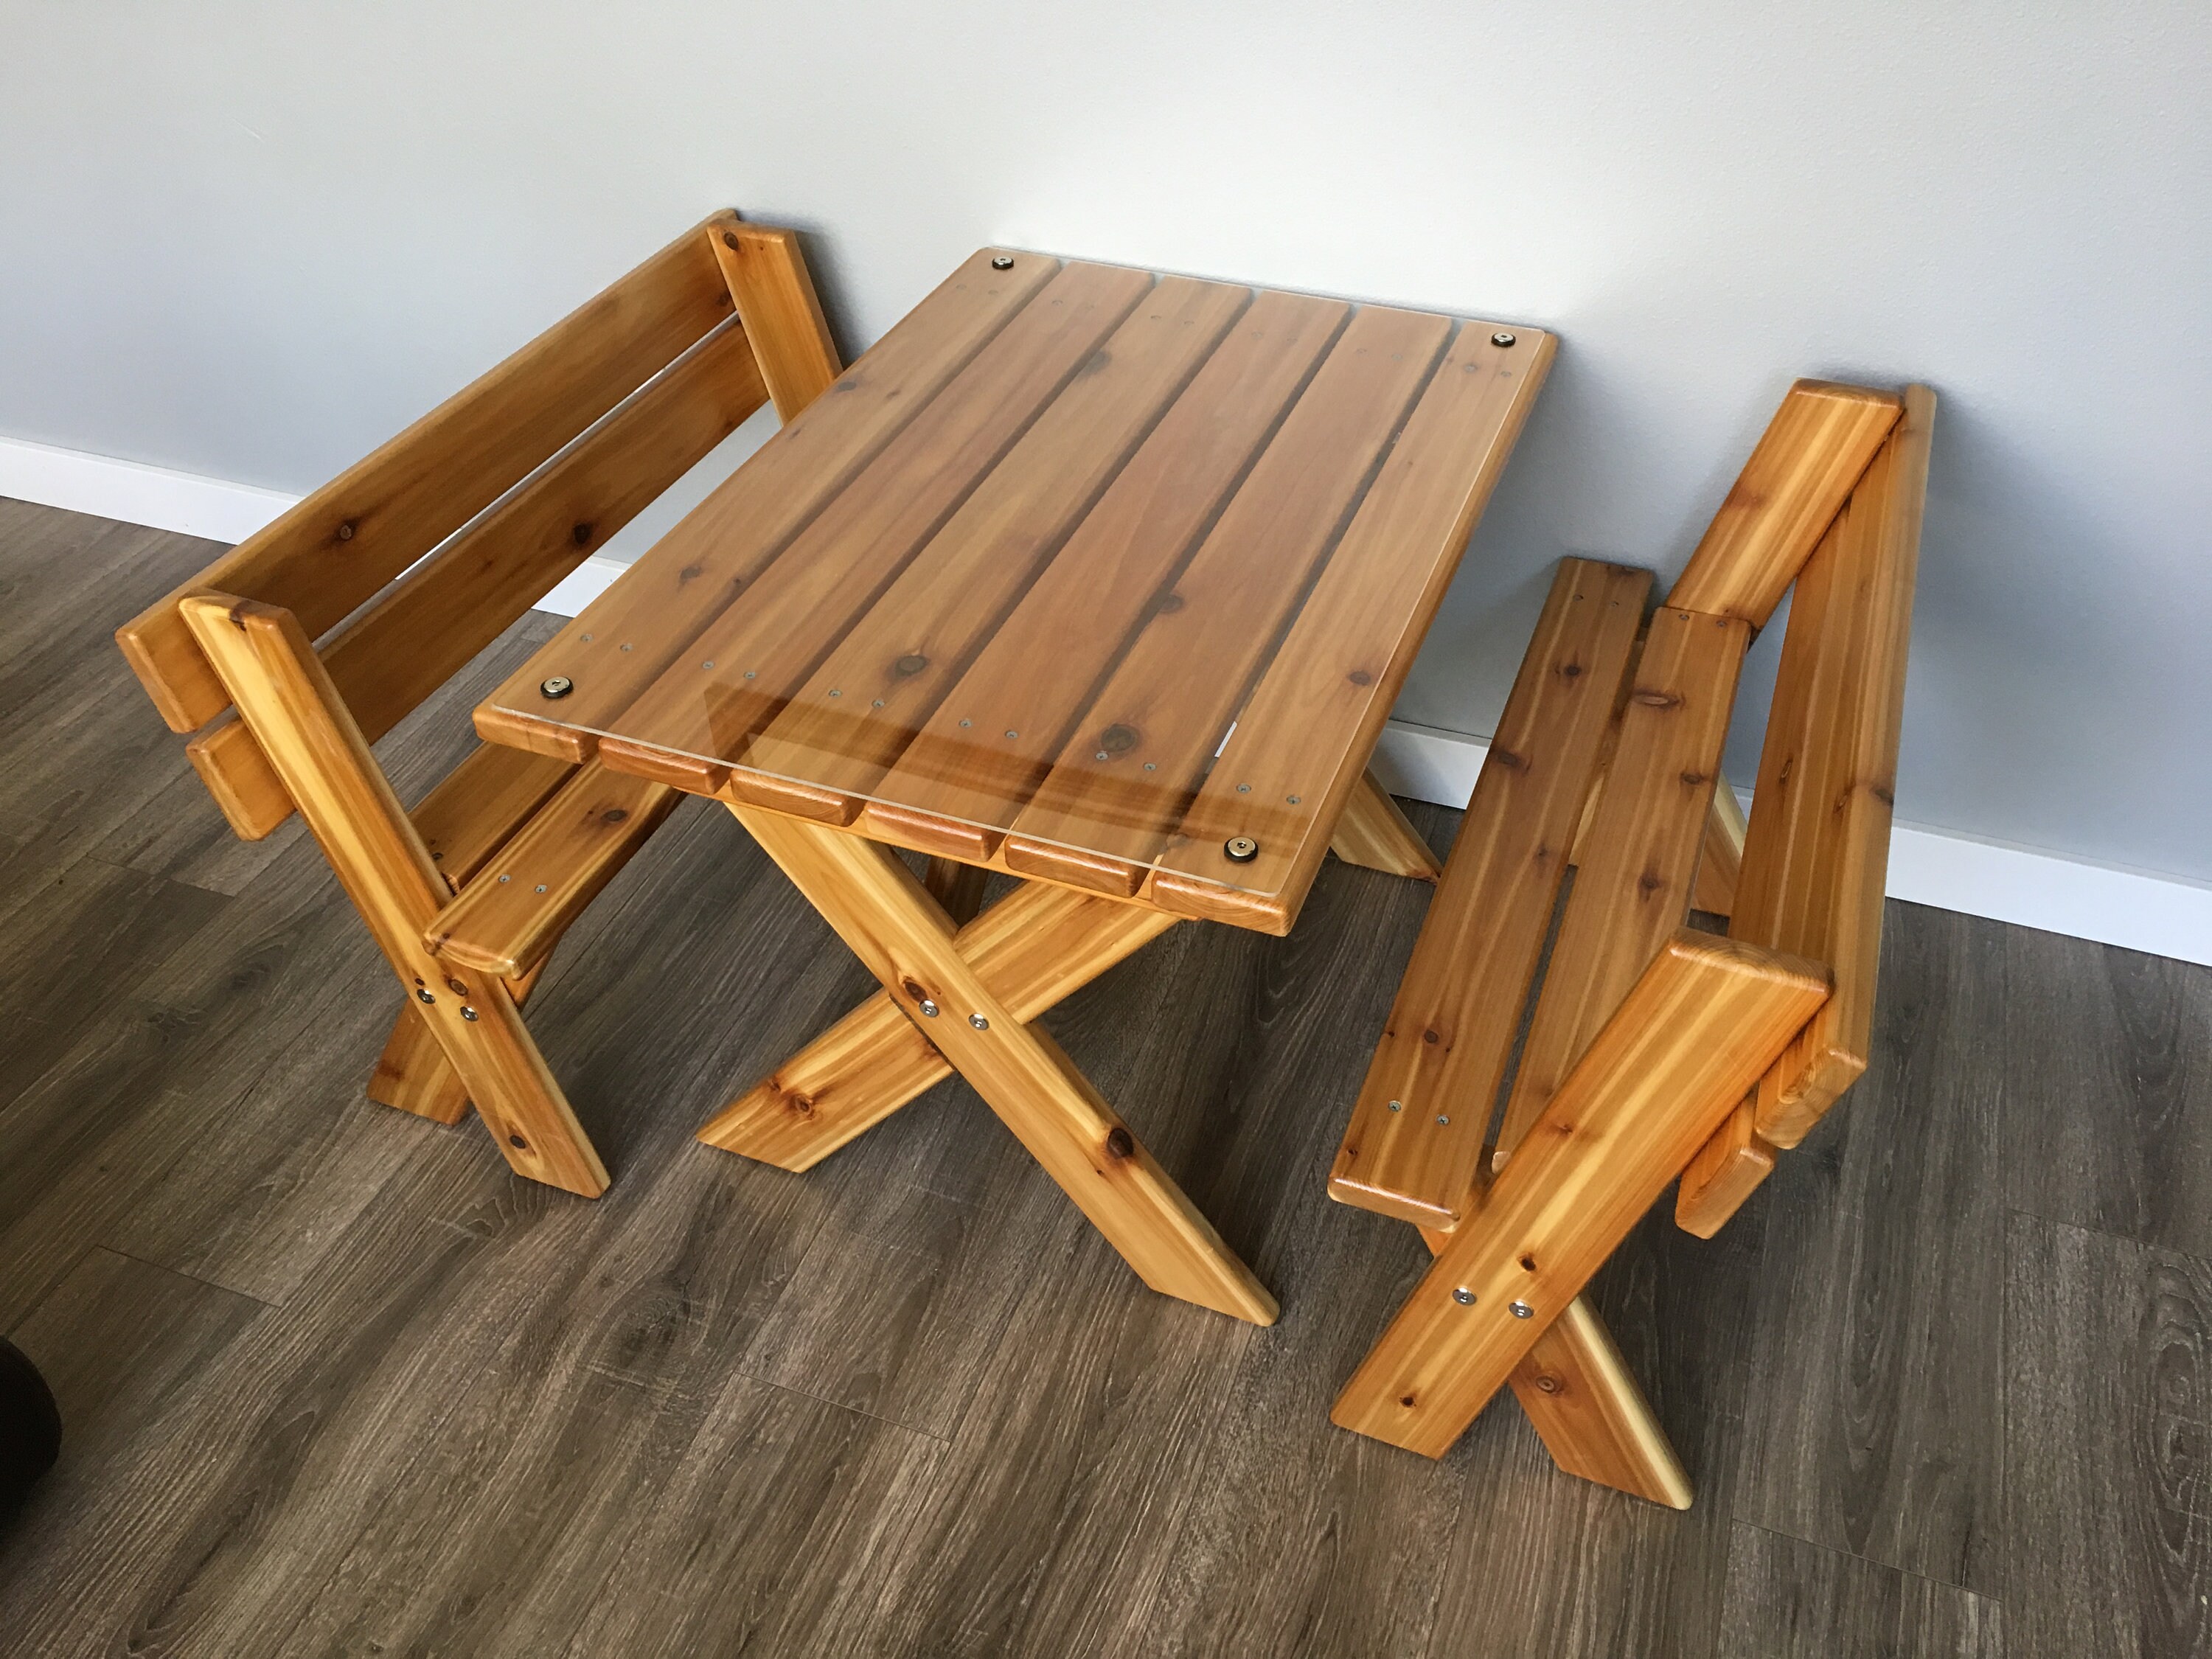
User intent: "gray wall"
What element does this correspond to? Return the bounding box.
[5,2,2208,879]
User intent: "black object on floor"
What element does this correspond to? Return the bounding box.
[0,1338,61,1518]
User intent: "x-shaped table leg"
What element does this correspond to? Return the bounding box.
[716,803,1279,1325]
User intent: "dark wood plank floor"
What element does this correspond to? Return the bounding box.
[1,496,2204,1657]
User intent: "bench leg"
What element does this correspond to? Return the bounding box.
[725,804,1276,1324]
[366,959,549,1127]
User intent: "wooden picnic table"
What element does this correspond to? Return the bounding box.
[456,246,1554,1321]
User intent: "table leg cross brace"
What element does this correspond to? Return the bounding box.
[716,804,1279,1325]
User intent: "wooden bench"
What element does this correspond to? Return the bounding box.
[114,211,841,1195]
[1324,378,1935,1493]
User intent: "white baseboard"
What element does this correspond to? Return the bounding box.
[13,437,2212,969]
[0,433,300,544]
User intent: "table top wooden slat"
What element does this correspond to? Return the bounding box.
[591,257,1151,794]
[1152,323,1557,929]
[480,248,1554,933]
[859,285,1349,863]
[728,274,1253,824]
[476,247,1057,763]
[1001,302,1454,893]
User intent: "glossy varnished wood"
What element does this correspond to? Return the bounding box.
[1,501,2195,1656]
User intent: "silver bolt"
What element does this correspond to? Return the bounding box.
[744,669,756,678]
[580,633,593,641]
[873,699,886,708]
[1437,1115,1450,1126]
[829,689,843,698]
[1388,1099,1402,1113]
[1004,729,1018,739]
[1509,1301,1534,1320]
[1492,330,1517,347]
[416,989,435,1004]
[619,642,633,652]
[1453,1287,1477,1306]
[1143,762,1155,771]
[969,1013,990,1031]
[991,254,1015,270]
[498,874,511,883]
[1235,782,1251,793]
[1096,751,1110,761]
[535,885,548,894]
[539,675,574,699]
[959,718,973,728]
[460,1006,479,1022]
[918,999,940,1018]
[1223,835,1259,863]
[1287,795,1301,805]
[703,660,715,669]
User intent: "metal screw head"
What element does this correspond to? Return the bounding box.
[918,999,940,1018]
[1223,835,1259,863]
[498,874,511,883]
[460,1006,479,1022]
[969,1013,990,1031]
[1436,1115,1450,1126]
[1491,330,1517,347]
[1509,1300,1534,1319]
[415,989,435,1004]
[1452,1287,1477,1306]
[540,675,574,699]
[1388,1099,1402,1113]
[991,254,1015,270]
[534,885,548,894]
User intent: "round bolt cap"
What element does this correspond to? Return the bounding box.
[1491,330,1517,347]
[969,1013,990,1031]
[1452,1287,1477,1306]
[415,988,436,1004]
[1223,835,1260,863]
[1509,1300,1535,1319]
[991,254,1015,270]
[460,1006,479,1022]
[918,998,940,1018]
[540,675,574,700]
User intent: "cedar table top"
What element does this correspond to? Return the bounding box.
[478,248,1553,933]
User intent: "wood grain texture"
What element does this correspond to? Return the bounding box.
[1328,769,1441,880]
[865,287,1346,856]
[1004,303,1453,891]
[178,321,768,841]
[475,247,1057,762]
[728,802,1275,1324]
[117,212,738,733]
[1508,1291,1693,1509]
[423,762,681,978]
[599,257,1152,793]
[1663,378,1902,629]
[1693,774,1749,919]
[1674,1091,1776,1239]
[1714,1525,2003,1658]
[1331,559,1649,1229]
[1732,903,2006,1596]
[1736,386,1935,1151]
[730,274,1249,821]
[5,502,2179,1656]
[2007,1213,2212,1659]
[711,221,842,420]
[698,877,1175,1170]
[178,594,607,1194]
[1333,931,1829,1456]
[1153,322,1557,931]
[1495,606,1752,1168]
